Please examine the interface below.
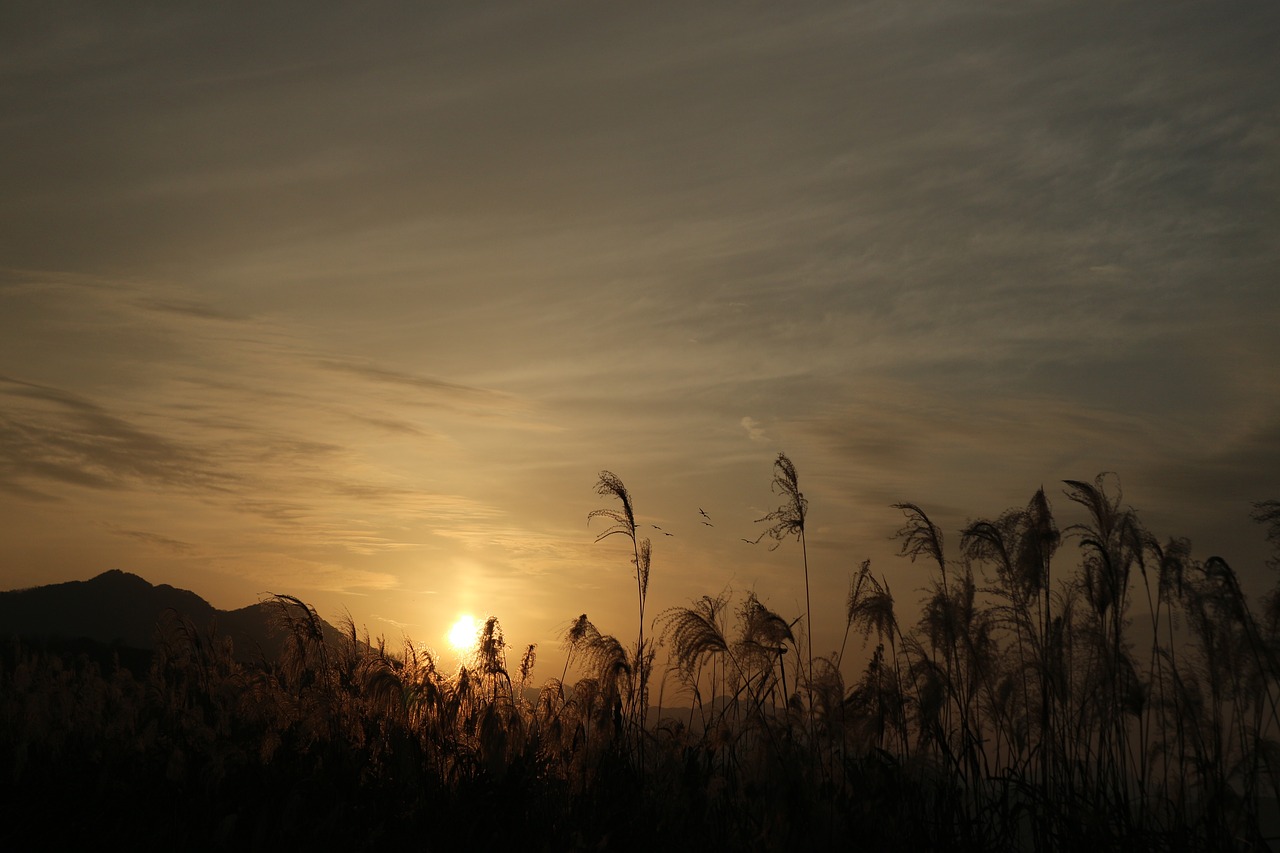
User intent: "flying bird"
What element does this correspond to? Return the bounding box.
[702,521,714,527]
[699,508,711,520]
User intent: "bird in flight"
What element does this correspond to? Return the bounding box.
[699,508,711,520]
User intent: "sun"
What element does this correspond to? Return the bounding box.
[447,613,479,654]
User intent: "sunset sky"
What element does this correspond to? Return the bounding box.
[2,1,1278,680]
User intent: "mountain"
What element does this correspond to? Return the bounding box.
[0,569,343,664]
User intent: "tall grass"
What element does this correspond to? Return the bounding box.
[756,453,811,684]
[1,463,1277,851]
[588,470,653,765]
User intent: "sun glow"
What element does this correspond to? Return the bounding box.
[447,613,479,654]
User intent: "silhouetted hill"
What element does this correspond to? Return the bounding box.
[0,569,343,664]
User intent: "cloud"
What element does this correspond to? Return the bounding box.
[0,0,1276,660]
[103,524,196,554]
[316,359,515,405]
[0,374,234,495]
[350,415,439,439]
[242,555,401,598]
[0,365,525,563]
[741,416,768,443]
[131,296,247,322]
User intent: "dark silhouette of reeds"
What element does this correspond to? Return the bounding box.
[1,464,1277,851]
[588,470,654,767]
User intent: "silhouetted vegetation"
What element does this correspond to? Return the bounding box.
[2,461,1278,851]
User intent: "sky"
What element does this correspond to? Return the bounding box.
[2,1,1278,682]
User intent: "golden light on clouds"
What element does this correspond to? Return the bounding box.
[0,1,1276,686]
[2,4,1278,846]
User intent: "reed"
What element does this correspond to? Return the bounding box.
[2,465,1277,850]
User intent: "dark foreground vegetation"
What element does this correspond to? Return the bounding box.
[3,460,1279,851]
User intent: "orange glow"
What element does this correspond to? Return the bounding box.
[447,613,479,654]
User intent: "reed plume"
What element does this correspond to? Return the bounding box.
[756,453,812,689]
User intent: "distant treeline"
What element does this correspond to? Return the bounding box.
[2,462,1278,852]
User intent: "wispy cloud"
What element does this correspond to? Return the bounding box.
[316,359,520,410]
[0,375,235,495]
[103,524,197,554]
[131,296,248,322]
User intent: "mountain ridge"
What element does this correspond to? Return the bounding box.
[0,569,342,663]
